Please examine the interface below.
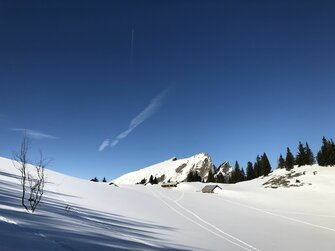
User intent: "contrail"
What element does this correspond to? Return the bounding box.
[12,128,58,140]
[99,88,171,151]
[99,139,110,151]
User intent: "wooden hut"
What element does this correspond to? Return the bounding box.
[161,182,178,188]
[201,185,222,193]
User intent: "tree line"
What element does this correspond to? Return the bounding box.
[146,136,335,185]
[90,177,107,182]
[225,136,335,184]
[135,175,159,185]
[277,137,335,170]
[224,152,272,184]
[91,136,335,186]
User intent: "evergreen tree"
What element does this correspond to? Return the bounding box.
[231,161,244,183]
[277,154,285,169]
[231,161,238,183]
[153,177,158,184]
[193,171,202,182]
[102,177,107,183]
[285,147,295,171]
[226,175,231,184]
[207,170,215,183]
[260,153,272,176]
[186,170,201,182]
[229,171,235,184]
[140,178,146,184]
[246,161,255,180]
[305,142,315,165]
[215,173,225,183]
[254,155,261,178]
[317,137,330,166]
[90,177,99,182]
[330,139,335,166]
[241,168,246,181]
[317,151,323,166]
[296,141,307,167]
[149,175,154,184]
[317,137,335,166]
[186,170,194,182]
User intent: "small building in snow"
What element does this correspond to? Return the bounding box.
[161,182,178,188]
[201,185,222,193]
[108,182,119,187]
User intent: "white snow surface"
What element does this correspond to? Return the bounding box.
[1,156,335,251]
[113,153,213,184]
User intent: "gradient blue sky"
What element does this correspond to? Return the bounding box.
[1,0,335,180]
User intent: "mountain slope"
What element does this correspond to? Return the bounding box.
[113,153,214,184]
[214,161,232,180]
[1,156,335,251]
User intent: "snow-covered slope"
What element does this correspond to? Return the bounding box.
[262,164,332,189]
[113,153,214,184]
[1,156,335,251]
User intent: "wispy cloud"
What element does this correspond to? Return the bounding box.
[12,128,58,140]
[99,88,170,151]
[99,139,110,151]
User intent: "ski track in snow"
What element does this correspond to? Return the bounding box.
[258,209,335,218]
[149,188,261,251]
[172,192,260,251]
[214,195,335,233]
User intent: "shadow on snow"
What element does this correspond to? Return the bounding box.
[0,172,196,251]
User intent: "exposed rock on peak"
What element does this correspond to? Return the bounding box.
[113,153,214,184]
[214,161,232,182]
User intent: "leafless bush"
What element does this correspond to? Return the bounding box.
[13,135,48,213]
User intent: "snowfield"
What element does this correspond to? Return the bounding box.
[1,156,335,251]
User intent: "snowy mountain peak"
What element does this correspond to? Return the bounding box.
[214,161,232,183]
[113,153,214,184]
[215,161,232,175]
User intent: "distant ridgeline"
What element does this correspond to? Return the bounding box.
[93,137,335,185]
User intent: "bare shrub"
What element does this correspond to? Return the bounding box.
[13,135,48,213]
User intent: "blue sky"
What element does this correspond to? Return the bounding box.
[0,1,335,180]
